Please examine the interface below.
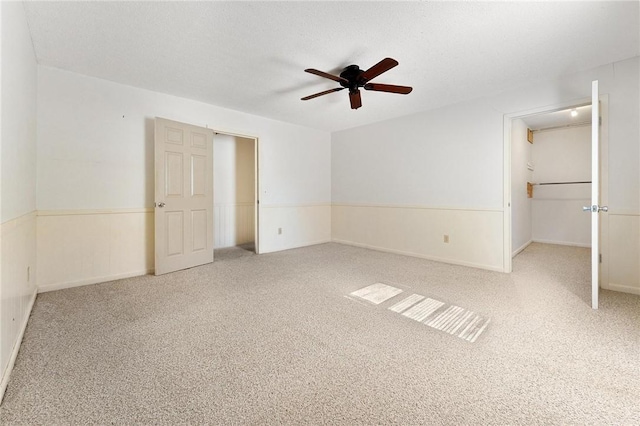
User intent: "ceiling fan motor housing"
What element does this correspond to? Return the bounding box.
[339,65,365,92]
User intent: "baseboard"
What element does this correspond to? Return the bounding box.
[602,282,640,296]
[0,288,37,404]
[332,239,503,272]
[532,239,591,248]
[259,239,332,255]
[512,240,533,258]
[38,269,154,293]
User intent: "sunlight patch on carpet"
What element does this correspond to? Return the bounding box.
[388,294,425,313]
[350,283,403,304]
[349,285,490,342]
[401,297,445,322]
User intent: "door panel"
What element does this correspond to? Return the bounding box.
[166,211,184,256]
[166,152,184,197]
[155,117,214,275]
[192,210,208,252]
[191,155,207,196]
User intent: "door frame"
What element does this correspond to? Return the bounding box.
[212,129,260,255]
[502,94,609,283]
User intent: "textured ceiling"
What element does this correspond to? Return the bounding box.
[23,1,639,132]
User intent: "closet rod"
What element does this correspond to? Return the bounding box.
[534,181,591,185]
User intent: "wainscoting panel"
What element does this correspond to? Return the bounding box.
[332,204,504,271]
[1,211,37,400]
[37,210,153,293]
[37,205,331,291]
[606,213,640,295]
[259,204,331,253]
[214,203,255,248]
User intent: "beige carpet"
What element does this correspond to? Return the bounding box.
[1,242,638,424]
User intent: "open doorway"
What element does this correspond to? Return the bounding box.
[213,133,259,256]
[503,89,609,308]
[511,104,593,258]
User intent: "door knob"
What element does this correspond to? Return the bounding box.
[583,205,608,213]
[158,202,165,208]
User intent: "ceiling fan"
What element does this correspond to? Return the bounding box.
[301,57,412,110]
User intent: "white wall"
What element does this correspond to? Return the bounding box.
[36,66,331,291]
[511,119,532,255]
[0,1,38,400]
[331,97,504,271]
[532,126,591,182]
[1,5,36,222]
[213,134,255,248]
[332,56,640,294]
[332,97,503,208]
[531,126,591,247]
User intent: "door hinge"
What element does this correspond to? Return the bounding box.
[599,254,602,263]
[599,116,602,126]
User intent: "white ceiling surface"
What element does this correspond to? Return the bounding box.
[23,1,639,132]
[523,105,592,131]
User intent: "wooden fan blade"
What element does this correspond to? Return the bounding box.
[349,90,362,110]
[364,83,413,95]
[305,68,348,84]
[301,87,345,101]
[359,58,399,83]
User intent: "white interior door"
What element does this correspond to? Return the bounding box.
[587,80,606,309]
[155,117,214,275]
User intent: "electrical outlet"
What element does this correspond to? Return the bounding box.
[443,235,449,243]
[278,228,282,235]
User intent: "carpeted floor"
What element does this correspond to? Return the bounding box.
[1,242,639,424]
